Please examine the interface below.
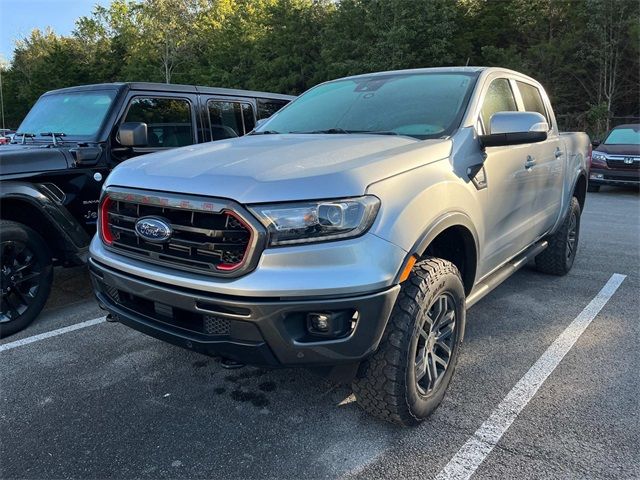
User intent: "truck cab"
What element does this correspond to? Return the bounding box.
[0,82,294,337]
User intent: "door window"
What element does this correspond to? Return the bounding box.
[123,97,194,147]
[208,101,255,140]
[516,81,549,124]
[480,79,517,132]
[257,99,289,119]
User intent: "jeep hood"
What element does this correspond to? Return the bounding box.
[0,143,70,176]
[106,134,452,203]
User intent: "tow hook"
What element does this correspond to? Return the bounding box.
[220,358,245,369]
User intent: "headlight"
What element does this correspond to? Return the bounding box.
[591,151,607,162]
[249,196,380,246]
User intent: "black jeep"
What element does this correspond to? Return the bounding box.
[0,82,293,337]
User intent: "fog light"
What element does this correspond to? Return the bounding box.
[590,173,604,179]
[308,313,330,333]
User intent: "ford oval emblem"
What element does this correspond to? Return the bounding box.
[134,216,172,243]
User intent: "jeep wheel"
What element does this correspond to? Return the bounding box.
[0,221,53,338]
[535,197,581,276]
[352,258,465,426]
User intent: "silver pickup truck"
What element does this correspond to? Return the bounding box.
[90,67,590,425]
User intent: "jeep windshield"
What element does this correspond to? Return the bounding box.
[16,90,117,142]
[254,72,477,140]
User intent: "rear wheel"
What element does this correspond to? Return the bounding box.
[0,221,53,338]
[352,258,465,426]
[535,197,581,276]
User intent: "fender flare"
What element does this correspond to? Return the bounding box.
[552,168,588,234]
[0,181,90,257]
[393,211,480,287]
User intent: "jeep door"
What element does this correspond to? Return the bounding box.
[110,91,201,162]
[201,96,257,141]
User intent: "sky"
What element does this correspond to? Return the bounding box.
[1,0,109,62]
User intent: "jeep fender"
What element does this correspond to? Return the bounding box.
[0,181,91,262]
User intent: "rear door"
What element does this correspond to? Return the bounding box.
[202,97,256,141]
[513,81,564,237]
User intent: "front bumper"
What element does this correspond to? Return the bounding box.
[90,259,400,367]
[589,168,640,186]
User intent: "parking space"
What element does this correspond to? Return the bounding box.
[1,187,638,479]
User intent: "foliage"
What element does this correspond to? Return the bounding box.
[1,0,638,138]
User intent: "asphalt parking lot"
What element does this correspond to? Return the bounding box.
[1,186,638,479]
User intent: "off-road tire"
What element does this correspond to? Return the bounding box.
[352,258,465,426]
[587,184,600,193]
[535,197,581,276]
[0,220,53,338]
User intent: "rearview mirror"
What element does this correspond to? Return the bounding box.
[118,122,148,147]
[479,112,548,148]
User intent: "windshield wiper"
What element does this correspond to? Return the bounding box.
[40,132,66,146]
[359,130,401,136]
[250,130,281,135]
[14,132,36,144]
[291,128,353,134]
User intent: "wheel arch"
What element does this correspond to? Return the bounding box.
[0,182,90,264]
[397,212,479,295]
[573,171,587,212]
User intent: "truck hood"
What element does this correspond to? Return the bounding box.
[595,144,640,156]
[106,134,452,203]
[0,143,71,177]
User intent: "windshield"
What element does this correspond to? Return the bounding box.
[604,127,640,145]
[17,90,116,140]
[256,73,477,139]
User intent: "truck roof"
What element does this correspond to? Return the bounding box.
[339,66,540,84]
[43,82,296,101]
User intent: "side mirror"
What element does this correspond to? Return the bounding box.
[118,122,148,147]
[479,112,548,148]
[591,140,601,148]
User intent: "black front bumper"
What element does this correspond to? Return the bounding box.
[90,259,399,367]
[589,168,640,186]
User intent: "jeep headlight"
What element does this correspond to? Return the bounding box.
[249,196,380,246]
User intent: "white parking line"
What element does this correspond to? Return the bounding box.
[436,273,626,480]
[0,316,106,353]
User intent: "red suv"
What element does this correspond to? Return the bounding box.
[589,124,640,192]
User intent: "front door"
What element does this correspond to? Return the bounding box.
[478,78,539,277]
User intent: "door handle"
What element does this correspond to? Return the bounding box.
[525,155,536,169]
[555,148,563,158]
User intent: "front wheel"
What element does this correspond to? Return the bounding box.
[0,221,53,338]
[352,258,466,426]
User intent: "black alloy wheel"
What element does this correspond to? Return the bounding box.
[0,221,53,337]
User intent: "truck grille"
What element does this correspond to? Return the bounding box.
[101,189,262,276]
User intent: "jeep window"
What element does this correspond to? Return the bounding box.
[603,127,640,145]
[123,97,194,147]
[207,101,255,140]
[516,81,549,124]
[480,79,517,132]
[256,73,476,139]
[17,90,116,140]
[257,99,289,120]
